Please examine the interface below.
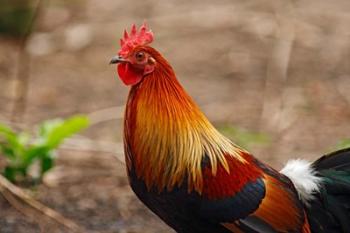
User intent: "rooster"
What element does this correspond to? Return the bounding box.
[110,23,350,233]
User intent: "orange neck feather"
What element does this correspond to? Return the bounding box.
[124,47,244,192]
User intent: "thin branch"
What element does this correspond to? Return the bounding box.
[87,106,124,125]
[260,1,296,132]
[11,0,45,123]
[0,174,86,232]
[61,137,125,164]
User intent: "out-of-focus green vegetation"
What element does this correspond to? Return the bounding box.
[218,124,270,150]
[335,139,350,151]
[0,116,89,183]
[0,0,34,37]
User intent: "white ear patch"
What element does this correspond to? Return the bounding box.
[280,159,322,205]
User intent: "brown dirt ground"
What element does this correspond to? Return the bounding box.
[1,0,350,232]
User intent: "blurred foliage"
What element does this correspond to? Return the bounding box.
[0,116,89,183]
[0,0,34,37]
[335,139,350,151]
[218,124,270,150]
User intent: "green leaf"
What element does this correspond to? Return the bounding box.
[40,156,54,176]
[0,144,15,158]
[0,115,89,184]
[38,115,89,149]
[0,123,15,135]
[17,132,30,146]
[22,145,49,167]
[0,124,19,147]
[3,166,16,182]
[0,123,23,159]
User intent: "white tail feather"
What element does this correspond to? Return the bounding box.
[280,159,322,205]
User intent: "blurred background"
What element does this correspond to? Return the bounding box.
[0,0,350,232]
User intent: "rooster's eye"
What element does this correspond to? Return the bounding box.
[135,51,145,62]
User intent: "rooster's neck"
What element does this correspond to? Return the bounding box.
[124,55,244,193]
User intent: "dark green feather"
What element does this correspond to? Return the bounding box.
[307,148,350,233]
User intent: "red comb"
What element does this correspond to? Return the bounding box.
[118,23,154,56]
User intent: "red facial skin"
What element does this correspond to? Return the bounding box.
[117,63,143,85]
[117,49,155,86]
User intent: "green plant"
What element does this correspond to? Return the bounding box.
[0,115,89,183]
[0,0,35,37]
[335,139,350,151]
[217,124,270,150]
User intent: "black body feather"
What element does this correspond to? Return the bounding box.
[308,148,350,233]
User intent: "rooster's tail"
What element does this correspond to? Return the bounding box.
[308,148,350,233]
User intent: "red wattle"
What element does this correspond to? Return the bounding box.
[117,63,143,86]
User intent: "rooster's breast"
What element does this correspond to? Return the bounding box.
[128,170,232,233]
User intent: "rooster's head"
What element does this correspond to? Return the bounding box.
[110,23,156,86]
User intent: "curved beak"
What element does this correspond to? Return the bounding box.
[109,56,127,64]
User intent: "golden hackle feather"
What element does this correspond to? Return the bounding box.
[125,46,246,193]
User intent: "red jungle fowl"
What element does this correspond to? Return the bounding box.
[110,23,350,233]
